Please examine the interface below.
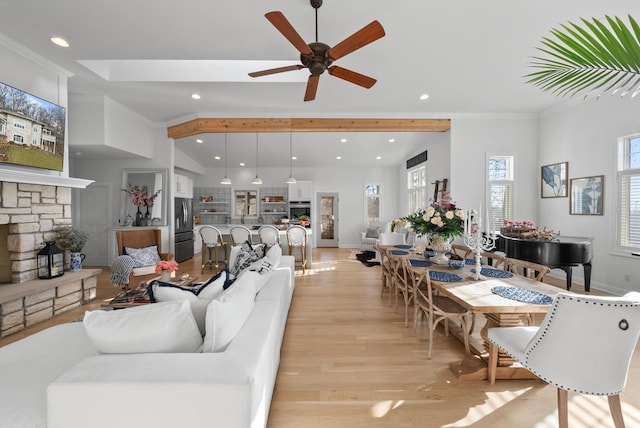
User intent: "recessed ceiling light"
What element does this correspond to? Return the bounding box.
[419,93,430,100]
[190,93,201,100]
[50,37,69,47]
[376,156,382,160]
[340,138,347,143]
[196,138,203,143]
[239,162,245,166]
[214,155,221,160]
[336,156,342,160]
[75,151,82,156]
[388,138,395,143]
[292,156,297,160]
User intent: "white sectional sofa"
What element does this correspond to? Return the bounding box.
[0,254,295,428]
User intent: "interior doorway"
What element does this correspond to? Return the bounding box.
[74,183,111,266]
[316,192,339,247]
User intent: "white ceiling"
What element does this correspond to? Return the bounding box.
[1,0,638,167]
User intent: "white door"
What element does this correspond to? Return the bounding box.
[75,183,111,266]
[316,192,339,247]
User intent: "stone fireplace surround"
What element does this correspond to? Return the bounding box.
[0,180,100,338]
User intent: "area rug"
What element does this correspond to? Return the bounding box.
[354,251,380,267]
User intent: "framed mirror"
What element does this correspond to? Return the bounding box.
[121,168,168,226]
[234,190,258,218]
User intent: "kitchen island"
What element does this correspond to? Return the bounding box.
[193,225,313,267]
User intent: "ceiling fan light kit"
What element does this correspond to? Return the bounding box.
[249,0,385,101]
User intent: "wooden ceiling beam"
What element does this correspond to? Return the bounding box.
[167,118,450,139]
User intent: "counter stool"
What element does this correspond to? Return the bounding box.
[258,225,280,245]
[229,225,253,246]
[200,226,227,273]
[286,225,307,274]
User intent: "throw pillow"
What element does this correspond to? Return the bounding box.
[365,226,381,239]
[202,279,257,352]
[147,269,231,335]
[124,245,161,268]
[230,241,264,277]
[247,243,282,275]
[83,300,203,353]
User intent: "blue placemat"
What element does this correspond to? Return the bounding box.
[429,271,463,282]
[465,259,484,265]
[390,250,409,256]
[491,286,553,305]
[470,267,514,278]
[409,259,432,267]
[394,244,412,249]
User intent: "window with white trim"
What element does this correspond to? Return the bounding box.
[487,155,514,232]
[13,119,25,129]
[13,134,24,143]
[364,183,381,224]
[617,134,640,251]
[407,165,427,213]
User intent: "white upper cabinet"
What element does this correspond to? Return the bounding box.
[288,180,313,201]
[174,173,193,199]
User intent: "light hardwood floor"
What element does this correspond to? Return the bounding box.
[1,248,639,427]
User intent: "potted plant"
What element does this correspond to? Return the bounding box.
[53,226,89,272]
[298,215,310,226]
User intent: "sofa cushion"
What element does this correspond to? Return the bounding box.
[203,278,257,352]
[124,244,161,268]
[83,300,203,353]
[247,243,282,275]
[365,226,381,238]
[147,269,231,335]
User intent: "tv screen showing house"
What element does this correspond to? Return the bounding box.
[0,82,65,171]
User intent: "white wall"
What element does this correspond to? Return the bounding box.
[539,96,640,295]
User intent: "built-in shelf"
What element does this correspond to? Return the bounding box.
[199,211,228,214]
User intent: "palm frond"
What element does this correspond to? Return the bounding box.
[526,15,640,98]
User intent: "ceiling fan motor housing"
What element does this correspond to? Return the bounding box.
[301,42,333,75]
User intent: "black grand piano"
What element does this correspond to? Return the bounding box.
[495,235,593,291]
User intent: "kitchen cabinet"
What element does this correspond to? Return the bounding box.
[174,173,193,199]
[288,180,313,201]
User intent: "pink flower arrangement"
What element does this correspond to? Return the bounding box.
[503,219,535,227]
[122,184,161,207]
[155,260,178,273]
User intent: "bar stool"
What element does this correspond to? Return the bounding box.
[229,225,253,246]
[200,226,227,273]
[258,225,280,245]
[286,225,307,274]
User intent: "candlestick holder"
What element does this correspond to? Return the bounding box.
[463,209,496,280]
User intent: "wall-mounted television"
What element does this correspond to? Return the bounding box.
[0,82,65,171]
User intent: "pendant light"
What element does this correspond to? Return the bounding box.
[251,133,263,185]
[286,132,297,184]
[220,133,232,185]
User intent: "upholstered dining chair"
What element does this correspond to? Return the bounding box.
[199,226,227,273]
[504,258,551,282]
[229,225,253,246]
[286,225,307,273]
[258,225,280,245]
[411,267,471,359]
[488,292,640,428]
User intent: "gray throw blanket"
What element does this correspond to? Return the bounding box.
[110,255,136,287]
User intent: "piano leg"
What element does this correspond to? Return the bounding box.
[584,262,592,292]
[560,266,573,290]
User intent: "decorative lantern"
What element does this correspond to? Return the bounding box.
[37,241,65,279]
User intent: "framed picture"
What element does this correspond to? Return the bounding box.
[570,175,604,215]
[541,162,568,198]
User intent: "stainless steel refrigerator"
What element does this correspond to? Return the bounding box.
[174,197,194,262]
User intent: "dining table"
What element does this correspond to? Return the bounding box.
[379,245,568,381]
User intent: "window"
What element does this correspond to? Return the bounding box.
[13,119,25,129]
[617,134,640,251]
[364,183,381,224]
[13,134,24,143]
[32,125,39,133]
[487,155,514,232]
[407,165,427,213]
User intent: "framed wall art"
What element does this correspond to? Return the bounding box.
[570,175,603,215]
[541,162,568,198]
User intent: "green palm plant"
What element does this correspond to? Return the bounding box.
[527,15,640,98]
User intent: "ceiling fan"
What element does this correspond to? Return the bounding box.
[248,0,385,102]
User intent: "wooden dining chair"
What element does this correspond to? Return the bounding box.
[488,292,640,428]
[481,250,507,270]
[504,258,551,282]
[412,268,471,359]
[376,245,395,305]
[387,251,413,326]
[450,244,472,259]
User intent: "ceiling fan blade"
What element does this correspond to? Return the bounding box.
[265,11,314,56]
[327,66,377,89]
[304,75,320,102]
[249,65,303,78]
[326,20,385,61]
